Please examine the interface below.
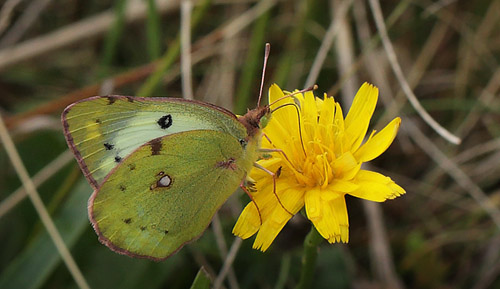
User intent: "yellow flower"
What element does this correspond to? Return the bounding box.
[233,83,405,251]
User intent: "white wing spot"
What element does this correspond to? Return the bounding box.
[158,175,171,187]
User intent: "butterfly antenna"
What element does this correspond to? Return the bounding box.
[257,43,271,108]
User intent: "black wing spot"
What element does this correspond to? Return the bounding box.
[124,218,132,224]
[126,96,134,102]
[95,119,101,124]
[104,142,114,150]
[128,164,136,170]
[114,156,122,163]
[140,226,146,231]
[107,97,116,105]
[164,230,169,234]
[157,114,173,129]
[119,185,126,191]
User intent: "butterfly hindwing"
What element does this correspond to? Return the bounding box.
[62,96,247,188]
[89,129,253,260]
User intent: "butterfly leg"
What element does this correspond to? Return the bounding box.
[239,178,263,225]
[253,162,293,216]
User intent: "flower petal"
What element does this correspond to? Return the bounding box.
[330,196,349,243]
[311,200,338,240]
[305,188,322,219]
[233,202,261,239]
[318,96,335,127]
[253,187,305,251]
[332,152,359,179]
[354,117,401,163]
[333,102,346,156]
[302,91,319,126]
[331,180,358,193]
[344,83,378,152]
[349,170,406,202]
[269,83,287,107]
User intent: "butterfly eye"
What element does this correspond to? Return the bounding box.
[239,139,247,148]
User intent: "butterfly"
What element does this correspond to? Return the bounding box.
[62,93,270,261]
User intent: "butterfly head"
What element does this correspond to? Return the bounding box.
[238,105,271,138]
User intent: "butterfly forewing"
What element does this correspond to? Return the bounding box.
[89,130,250,260]
[62,96,247,188]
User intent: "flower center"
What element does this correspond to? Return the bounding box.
[286,135,336,189]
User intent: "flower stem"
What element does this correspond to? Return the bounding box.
[295,225,323,289]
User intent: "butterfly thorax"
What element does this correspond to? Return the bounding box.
[238,106,271,139]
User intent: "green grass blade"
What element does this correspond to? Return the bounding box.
[0,180,90,289]
[146,0,162,60]
[189,267,211,289]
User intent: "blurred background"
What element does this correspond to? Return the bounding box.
[0,0,499,288]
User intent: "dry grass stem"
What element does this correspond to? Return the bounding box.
[332,0,358,108]
[214,237,242,289]
[212,214,240,289]
[454,139,500,164]
[181,0,194,100]
[423,0,458,16]
[368,0,461,145]
[364,201,405,289]
[0,0,22,36]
